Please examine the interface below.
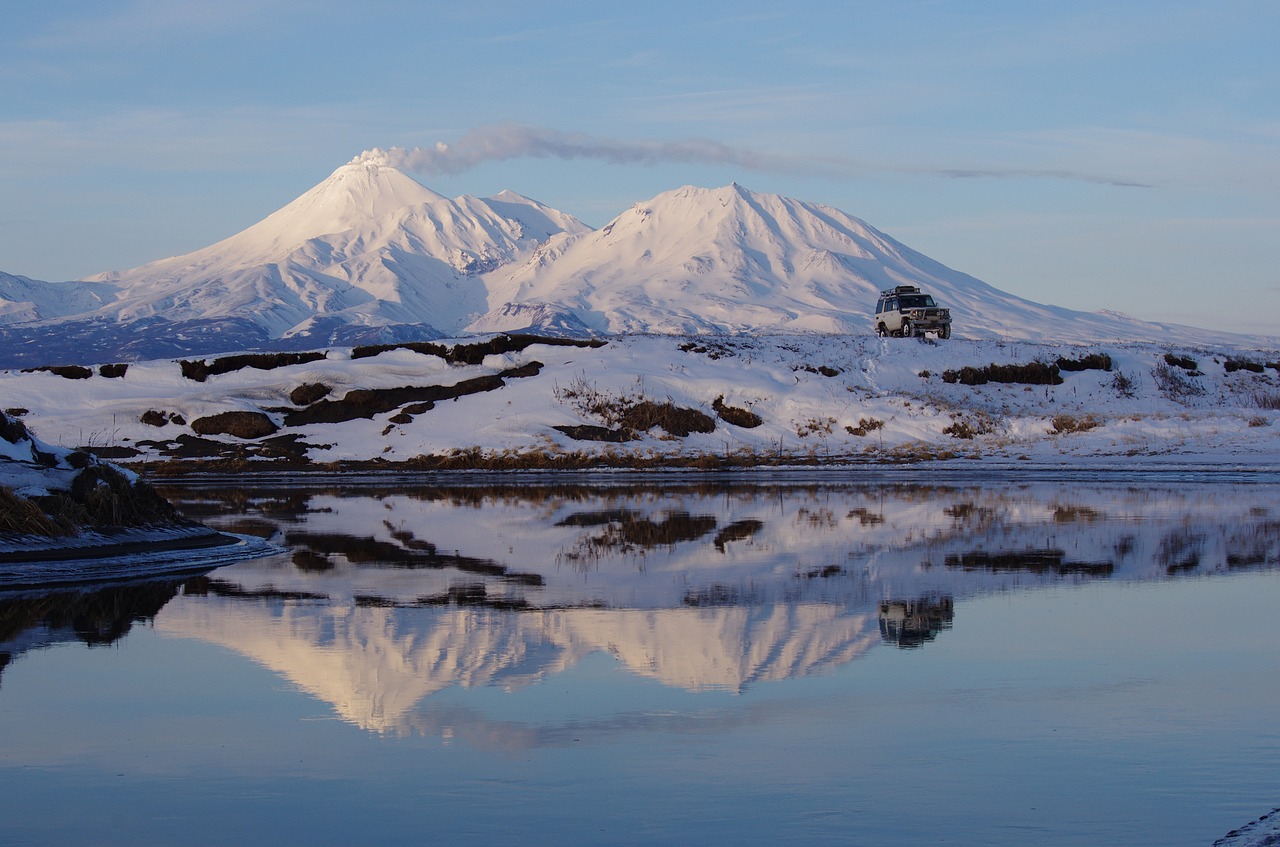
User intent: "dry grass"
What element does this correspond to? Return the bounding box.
[1052,413,1102,434]
[289,382,332,406]
[1224,358,1265,374]
[1163,353,1199,372]
[68,465,179,526]
[0,486,67,536]
[191,411,279,439]
[1153,362,1206,402]
[180,351,327,382]
[1055,353,1112,372]
[1250,391,1280,411]
[942,362,1063,386]
[352,333,606,363]
[795,417,836,437]
[285,363,540,426]
[943,413,997,440]
[712,396,762,428]
[845,418,884,437]
[556,377,715,439]
[2,463,177,537]
[19,364,93,380]
[1,413,31,444]
[1109,370,1137,398]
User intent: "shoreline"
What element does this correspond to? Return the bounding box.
[0,526,278,592]
[138,457,1280,486]
[0,525,239,565]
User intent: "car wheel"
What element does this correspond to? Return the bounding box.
[939,325,950,339]
[901,319,913,338]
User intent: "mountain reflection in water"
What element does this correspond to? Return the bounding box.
[6,479,1275,736]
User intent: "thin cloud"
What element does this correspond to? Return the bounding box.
[356,123,1151,188]
[933,167,1151,188]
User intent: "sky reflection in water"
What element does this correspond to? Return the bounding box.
[1,478,1278,846]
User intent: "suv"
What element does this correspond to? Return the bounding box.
[874,285,952,339]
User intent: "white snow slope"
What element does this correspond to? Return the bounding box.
[1,159,1268,355]
[2,333,1276,470]
[0,271,116,325]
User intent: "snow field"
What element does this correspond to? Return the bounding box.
[1,334,1276,468]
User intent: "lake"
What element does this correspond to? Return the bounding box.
[2,473,1278,846]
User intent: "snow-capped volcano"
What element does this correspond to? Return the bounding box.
[78,158,589,340]
[472,183,1161,340]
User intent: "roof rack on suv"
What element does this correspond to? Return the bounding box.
[879,285,921,296]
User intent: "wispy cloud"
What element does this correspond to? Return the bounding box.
[356,123,1152,188]
[929,166,1149,188]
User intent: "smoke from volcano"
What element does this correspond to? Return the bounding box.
[352,124,793,175]
[352,123,1149,188]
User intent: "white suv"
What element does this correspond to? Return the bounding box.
[875,286,952,339]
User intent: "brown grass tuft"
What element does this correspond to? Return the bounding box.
[289,382,332,406]
[1,412,32,444]
[180,351,327,382]
[943,362,1063,386]
[1051,413,1102,434]
[712,396,763,428]
[191,411,279,439]
[0,486,66,536]
[20,364,93,379]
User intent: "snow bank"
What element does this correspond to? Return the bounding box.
[3,333,1275,471]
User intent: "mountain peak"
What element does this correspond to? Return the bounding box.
[183,157,449,264]
[295,158,446,228]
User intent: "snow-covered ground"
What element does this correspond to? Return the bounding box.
[1212,809,1280,847]
[0,408,275,587]
[1,333,1276,470]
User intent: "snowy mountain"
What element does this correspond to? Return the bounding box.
[0,159,1266,368]
[0,271,115,325]
[472,183,1173,341]
[0,159,591,365]
[79,158,590,340]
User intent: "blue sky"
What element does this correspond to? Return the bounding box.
[2,0,1277,334]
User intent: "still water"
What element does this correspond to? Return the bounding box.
[2,474,1278,846]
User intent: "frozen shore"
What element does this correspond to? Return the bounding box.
[1,409,278,591]
[0,526,277,592]
[1213,808,1280,847]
